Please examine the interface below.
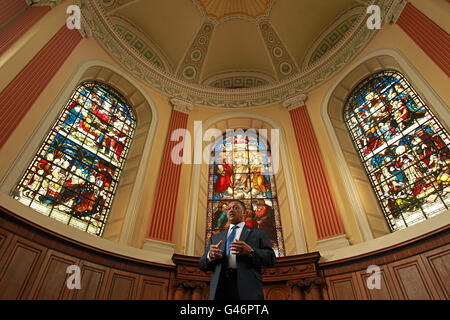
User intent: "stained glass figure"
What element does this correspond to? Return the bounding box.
[345,71,449,231]
[13,82,135,236]
[206,130,285,257]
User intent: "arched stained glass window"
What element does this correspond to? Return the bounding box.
[206,130,285,257]
[13,82,136,236]
[345,70,449,232]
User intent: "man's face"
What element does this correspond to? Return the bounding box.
[227,201,245,225]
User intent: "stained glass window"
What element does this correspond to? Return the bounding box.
[13,82,135,236]
[345,70,449,232]
[206,130,285,257]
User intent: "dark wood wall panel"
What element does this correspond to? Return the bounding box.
[321,227,449,300]
[30,250,79,300]
[387,256,440,300]
[0,236,47,299]
[0,228,13,261]
[0,207,448,300]
[136,275,169,300]
[326,274,363,300]
[69,261,110,300]
[104,270,138,300]
[420,245,450,299]
[356,266,399,300]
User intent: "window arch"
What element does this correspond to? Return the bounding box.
[13,82,136,236]
[206,130,285,257]
[344,70,449,232]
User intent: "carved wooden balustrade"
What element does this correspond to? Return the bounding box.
[171,252,324,300]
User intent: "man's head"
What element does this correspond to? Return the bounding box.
[226,200,246,225]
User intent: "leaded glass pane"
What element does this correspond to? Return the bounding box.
[13,82,135,236]
[344,71,449,232]
[206,131,285,257]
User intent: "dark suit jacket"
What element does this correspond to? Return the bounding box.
[198,225,276,300]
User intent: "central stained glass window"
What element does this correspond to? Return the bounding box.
[344,70,449,231]
[13,82,135,236]
[206,130,285,257]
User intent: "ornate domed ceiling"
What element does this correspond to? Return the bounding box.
[76,0,406,108]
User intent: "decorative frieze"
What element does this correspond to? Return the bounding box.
[75,0,399,108]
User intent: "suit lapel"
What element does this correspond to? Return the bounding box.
[238,225,253,243]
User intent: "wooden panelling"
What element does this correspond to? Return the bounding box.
[0,236,47,299]
[356,266,399,300]
[136,275,169,300]
[325,273,363,300]
[104,269,138,300]
[0,228,13,265]
[69,261,110,300]
[30,250,79,300]
[0,206,448,300]
[387,256,440,300]
[420,245,450,299]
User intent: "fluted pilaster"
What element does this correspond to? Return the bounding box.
[0,4,50,56]
[147,99,193,242]
[0,25,82,149]
[396,2,450,76]
[284,95,346,242]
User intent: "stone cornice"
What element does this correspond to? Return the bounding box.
[75,0,403,109]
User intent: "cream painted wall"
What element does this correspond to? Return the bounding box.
[0,2,449,263]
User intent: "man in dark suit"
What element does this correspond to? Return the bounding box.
[199,200,276,300]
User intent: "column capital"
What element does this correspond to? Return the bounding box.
[282,93,307,111]
[170,98,194,114]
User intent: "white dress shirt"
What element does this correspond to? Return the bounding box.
[208,221,246,269]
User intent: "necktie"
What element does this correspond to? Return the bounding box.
[226,225,239,256]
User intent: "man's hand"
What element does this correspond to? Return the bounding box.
[208,240,223,260]
[230,240,253,255]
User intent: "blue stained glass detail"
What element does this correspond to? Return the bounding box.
[344,71,450,231]
[14,82,135,236]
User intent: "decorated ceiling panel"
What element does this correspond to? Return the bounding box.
[84,0,406,107]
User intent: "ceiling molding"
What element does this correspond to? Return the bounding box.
[175,21,215,83]
[192,0,277,24]
[301,6,364,70]
[258,18,299,81]
[109,15,173,73]
[75,0,404,109]
[202,71,275,88]
[99,0,141,14]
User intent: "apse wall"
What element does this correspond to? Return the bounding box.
[0,0,448,272]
